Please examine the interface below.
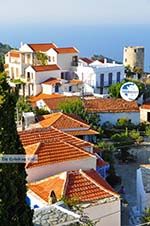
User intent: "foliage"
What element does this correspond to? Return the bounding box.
[108,78,145,98]
[129,129,143,143]
[106,164,121,188]
[111,132,130,142]
[98,141,115,163]
[59,98,101,130]
[36,51,48,65]
[11,79,25,84]
[0,42,13,72]
[125,65,133,78]
[108,80,125,98]
[0,72,33,225]
[115,118,136,130]
[142,208,150,224]
[16,97,33,121]
[145,126,150,137]
[34,107,50,116]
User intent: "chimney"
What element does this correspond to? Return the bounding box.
[104,58,107,64]
[20,41,23,47]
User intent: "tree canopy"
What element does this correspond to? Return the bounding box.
[0,72,33,225]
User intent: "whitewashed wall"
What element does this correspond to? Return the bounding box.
[84,199,120,226]
[57,53,78,70]
[140,108,150,122]
[26,156,96,182]
[136,168,147,213]
[98,112,140,125]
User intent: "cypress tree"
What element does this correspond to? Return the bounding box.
[0,73,33,225]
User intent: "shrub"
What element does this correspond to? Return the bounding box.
[129,129,140,141]
[145,126,150,136]
[116,118,136,129]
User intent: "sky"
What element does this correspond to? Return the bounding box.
[1,0,150,26]
[1,0,150,70]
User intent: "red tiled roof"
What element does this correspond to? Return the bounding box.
[19,126,93,149]
[140,103,150,109]
[42,96,79,111]
[42,78,61,85]
[68,80,83,85]
[80,58,93,64]
[56,47,78,54]
[28,174,66,202]
[10,50,20,58]
[28,43,57,52]
[32,64,61,72]
[85,98,139,113]
[28,169,119,203]
[25,140,93,168]
[39,112,98,135]
[29,93,64,103]
[96,158,108,167]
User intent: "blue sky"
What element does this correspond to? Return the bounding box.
[1,0,150,70]
[1,0,150,25]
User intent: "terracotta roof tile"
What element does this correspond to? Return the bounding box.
[56,47,79,54]
[42,96,79,111]
[28,173,66,202]
[39,112,98,135]
[28,43,57,52]
[42,78,61,85]
[28,169,119,203]
[25,140,93,168]
[19,126,93,149]
[32,64,61,72]
[10,50,20,58]
[68,80,83,85]
[29,93,64,103]
[85,98,139,113]
[140,103,150,109]
[80,58,93,64]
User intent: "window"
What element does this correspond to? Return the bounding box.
[27,72,30,81]
[55,85,59,93]
[100,74,104,87]
[147,112,150,122]
[69,86,72,92]
[125,58,127,62]
[72,56,78,66]
[117,72,121,82]
[108,73,112,85]
[48,56,51,62]
[52,56,55,62]
[61,72,65,79]
[134,49,137,53]
[16,68,19,77]
[26,54,30,64]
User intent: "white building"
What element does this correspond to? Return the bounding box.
[76,58,125,94]
[28,169,121,226]
[5,42,79,96]
[137,165,150,213]
[85,98,140,125]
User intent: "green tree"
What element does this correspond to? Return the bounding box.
[36,51,48,65]
[59,98,101,131]
[108,80,125,98]
[145,126,150,136]
[0,72,33,225]
[142,208,150,225]
[16,97,33,121]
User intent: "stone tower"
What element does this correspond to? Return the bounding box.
[123,46,144,71]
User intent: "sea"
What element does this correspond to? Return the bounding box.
[1,24,150,71]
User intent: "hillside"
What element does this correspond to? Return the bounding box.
[0,42,12,72]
